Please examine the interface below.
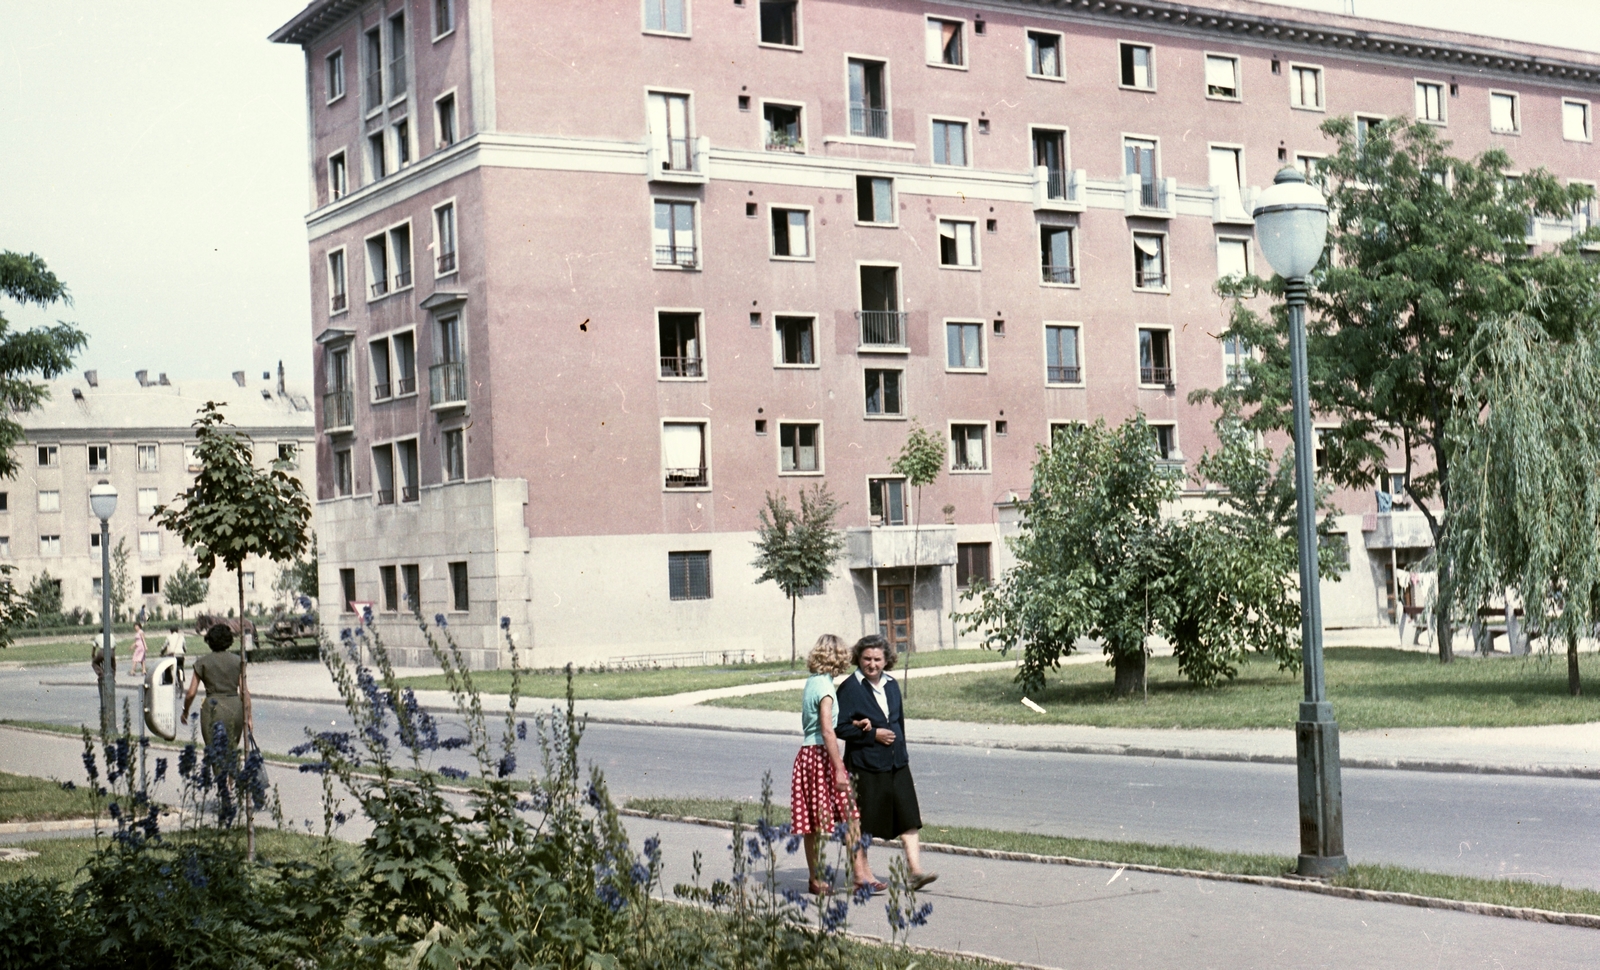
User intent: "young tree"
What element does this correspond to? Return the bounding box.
[1200,118,1597,663]
[109,538,130,623]
[890,420,946,653]
[751,483,846,666]
[24,571,62,627]
[164,561,210,620]
[0,566,34,648]
[273,533,319,607]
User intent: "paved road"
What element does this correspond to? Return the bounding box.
[6,671,1598,889]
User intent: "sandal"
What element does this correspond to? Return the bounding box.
[854,880,887,896]
[910,872,939,891]
[808,878,830,895]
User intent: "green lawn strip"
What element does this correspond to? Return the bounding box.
[624,797,1600,918]
[0,829,355,889]
[707,648,1600,730]
[0,772,99,824]
[396,648,1006,700]
[0,637,137,667]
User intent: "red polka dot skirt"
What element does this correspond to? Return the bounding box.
[790,744,858,836]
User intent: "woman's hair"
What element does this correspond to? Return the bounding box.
[851,634,896,671]
[204,624,234,653]
[806,634,851,675]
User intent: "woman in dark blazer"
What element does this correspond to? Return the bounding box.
[834,634,937,893]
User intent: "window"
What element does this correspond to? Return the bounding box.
[770,207,811,257]
[364,27,383,109]
[762,102,803,152]
[856,175,894,223]
[88,445,109,472]
[34,489,63,517]
[956,542,991,587]
[938,220,976,267]
[434,0,454,37]
[662,422,708,488]
[858,265,902,347]
[340,568,357,613]
[1217,237,1250,279]
[1139,328,1173,385]
[1209,146,1244,217]
[926,18,964,67]
[328,249,348,312]
[1354,114,1385,153]
[277,442,298,467]
[436,93,457,148]
[437,315,463,367]
[1133,233,1167,289]
[393,332,417,394]
[1416,81,1445,123]
[1125,137,1159,207]
[868,478,906,525]
[1490,92,1519,133]
[389,224,412,290]
[90,531,102,553]
[1119,43,1153,89]
[401,564,420,611]
[329,152,347,201]
[1295,153,1326,183]
[658,312,703,378]
[380,565,398,612]
[142,575,161,596]
[137,444,158,472]
[396,439,419,502]
[325,48,345,101]
[1151,424,1177,460]
[40,535,61,557]
[185,444,201,472]
[779,423,820,473]
[1033,129,1067,199]
[0,537,9,558]
[435,203,457,274]
[946,321,983,370]
[644,0,687,34]
[1290,64,1323,109]
[1205,55,1239,99]
[368,130,387,181]
[371,339,393,401]
[759,0,797,46]
[1223,335,1251,385]
[1027,31,1062,78]
[373,444,396,505]
[653,200,697,267]
[0,492,6,511]
[1040,225,1076,284]
[667,551,711,600]
[648,92,694,171]
[931,120,967,166]
[950,424,988,471]
[139,531,160,557]
[37,445,57,467]
[443,428,465,481]
[848,59,888,138]
[1564,100,1592,142]
[864,369,902,415]
[1045,325,1080,384]
[394,118,411,166]
[387,12,408,99]
[138,488,158,515]
[775,316,815,365]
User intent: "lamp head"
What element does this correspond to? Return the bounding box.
[89,480,118,522]
[1252,166,1329,280]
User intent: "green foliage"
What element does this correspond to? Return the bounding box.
[24,570,62,625]
[273,533,319,606]
[891,419,946,488]
[0,878,86,969]
[752,484,847,663]
[163,561,209,618]
[0,252,88,482]
[0,564,35,647]
[109,538,130,623]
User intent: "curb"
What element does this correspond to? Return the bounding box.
[619,810,1600,932]
[0,817,100,834]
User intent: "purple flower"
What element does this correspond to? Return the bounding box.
[361,604,374,626]
[154,758,167,783]
[496,754,516,778]
[500,616,510,630]
[438,766,469,781]
[515,720,527,741]
[434,613,448,628]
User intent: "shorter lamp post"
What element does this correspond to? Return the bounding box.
[90,480,118,739]
[1252,167,1348,878]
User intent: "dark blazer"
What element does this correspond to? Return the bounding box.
[834,672,909,773]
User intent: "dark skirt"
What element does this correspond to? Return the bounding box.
[853,765,922,839]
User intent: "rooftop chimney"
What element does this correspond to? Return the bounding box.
[83,370,98,387]
[277,360,286,396]
[72,388,84,401]
[135,369,149,387]
[158,373,170,386]
[232,370,247,387]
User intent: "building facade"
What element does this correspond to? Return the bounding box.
[272,0,1600,668]
[10,370,315,624]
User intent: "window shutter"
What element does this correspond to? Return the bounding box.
[1134,235,1162,257]
[1204,56,1235,91]
[663,423,703,471]
[955,223,973,265]
[787,211,808,256]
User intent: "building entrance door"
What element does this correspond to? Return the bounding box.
[878,584,911,653]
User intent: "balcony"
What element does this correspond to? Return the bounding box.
[323,391,354,432]
[856,310,907,349]
[1033,166,1086,212]
[401,485,418,503]
[849,105,889,139]
[664,466,709,489]
[1124,175,1177,218]
[1041,263,1076,285]
[845,525,956,570]
[371,279,389,298]
[654,245,698,269]
[1140,365,1174,386]
[1137,270,1168,289]
[648,134,710,184]
[437,251,457,274]
[429,361,467,408]
[331,292,347,313]
[660,356,704,378]
[1047,365,1081,384]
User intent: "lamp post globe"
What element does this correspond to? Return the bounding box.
[90,481,118,521]
[91,480,118,738]
[1253,166,1329,279]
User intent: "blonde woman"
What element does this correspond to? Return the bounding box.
[790,634,859,895]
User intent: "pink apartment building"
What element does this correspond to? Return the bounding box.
[273,0,1600,668]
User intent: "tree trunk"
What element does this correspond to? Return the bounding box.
[790,594,798,668]
[1569,631,1582,697]
[1113,651,1146,698]
[239,568,254,862]
[1435,559,1454,665]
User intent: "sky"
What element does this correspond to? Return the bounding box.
[2,0,1598,386]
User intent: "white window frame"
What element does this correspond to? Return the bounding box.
[1137,324,1176,387]
[929,115,971,167]
[433,88,459,148]
[1215,234,1252,280]
[1203,52,1241,102]
[1415,78,1447,125]
[1117,41,1155,92]
[642,0,690,37]
[432,0,455,40]
[39,535,61,557]
[387,326,419,397]
[943,318,987,374]
[1295,152,1329,184]
[758,97,807,153]
[432,198,458,277]
[855,174,898,227]
[1025,29,1065,81]
[772,313,820,369]
[327,246,348,315]
[136,443,159,473]
[392,116,412,168]
[442,426,466,481]
[1222,332,1253,385]
[947,421,990,474]
[657,306,708,382]
[37,489,60,513]
[327,149,348,202]
[936,216,980,270]
[138,531,162,558]
[325,47,345,104]
[1132,230,1171,292]
[1149,422,1179,461]
[137,487,159,516]
[366,129,388,182]
[1489,89,1520,134]
[776,421,825,475]
[843,54,893,142]
[768,204,814,260]
[652,196,701,270]
[1043,322,1084,386]
[1039,221,1079,289]
[1563,98,1592,143]
[370,335,395,402]
[389,219,415,293]
[924,16,967,70]
[37,444,58,467]
[756,0,803,50]
[1208,141,1247,215]
[862,365,906,419]
[660,418,711,490]
[1288,62,1324,112]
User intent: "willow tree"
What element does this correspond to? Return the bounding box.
[1445,315,1600,695]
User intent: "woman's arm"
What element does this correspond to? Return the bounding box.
[241,664,253,732]
[817,696,851,791]
[832,680,869,740]
[180,669,200,724]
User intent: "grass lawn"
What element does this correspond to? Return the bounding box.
[396,648,1007,700]
[0,828,353,889]
[0,637,136,667]
[625,797,1600,918]
[708,648,1600,729]
[0,772,99,824]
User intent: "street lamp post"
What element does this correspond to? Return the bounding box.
[1252,167,1348,878]
[90,480,119,739]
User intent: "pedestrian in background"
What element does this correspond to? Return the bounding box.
[181,624,250,752]
[789,633,859,895]
[131,621,148,675]
[162,625,188,678]
[834,634,937,894]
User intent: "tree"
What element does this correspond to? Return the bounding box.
[273,532,319,607]
[1199,117,1597,663]
[0,252,87,481]
[153,402,312,860]
[164,562,209,620]
[0,566,34,647]
[751,484,846,666]
[109,538,130,623]
[890,420,946,653]
[24,571,62,627]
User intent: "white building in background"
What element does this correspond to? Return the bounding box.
[8,368,315,622]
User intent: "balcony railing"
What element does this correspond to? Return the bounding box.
[660,356,704,378]
[371,279,389,297]
[1045,168,1066,199]
[331,292,347,312]
[1137,271,1168,289]
[373,382,391,400]
[665,137,692,172]
[1042,264,1076,285]
[849,105,889,138]
[401,485,418,503]
[394,269,412,289]
[1047,365,1081,384]
[654,245,698,268]
[855,310,906,348]
[1139,180,1167,209]
[1140,365,1174,386]
[376,488,395,506]
[664,466,709,489]
[429,361,467,406]
[952,458,987,472]
[437,251,456,274]
[396,375,416,396]
[323,391,354,431]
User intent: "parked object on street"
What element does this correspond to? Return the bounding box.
[143,656,179,741]
[789,633,860,895]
